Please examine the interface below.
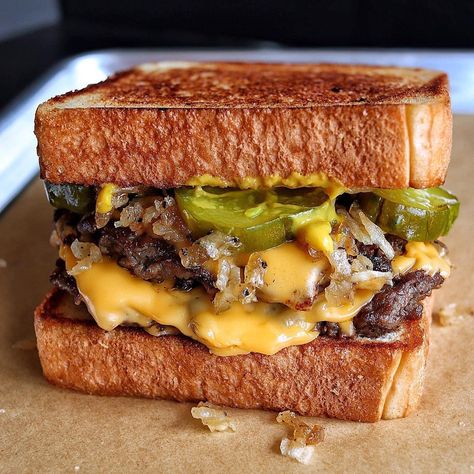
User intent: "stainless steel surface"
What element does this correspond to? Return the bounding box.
[1,48,474,212]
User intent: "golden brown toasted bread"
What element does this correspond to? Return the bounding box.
[45,62,449,109]
[35,62,451,189]
[34,289,432,422]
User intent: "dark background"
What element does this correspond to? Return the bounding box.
[1,0,474,110]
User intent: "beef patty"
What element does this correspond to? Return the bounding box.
[353,270,443,338]
[50,212,443,339]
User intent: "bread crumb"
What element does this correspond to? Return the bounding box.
[74,466,80,472]
[280,438,315,465]
[436,303,474,326]
[459,420,467,427]
[191,402,236,432]
[0,258,6,268]
[0,409,5,414]
[276,411,324,464]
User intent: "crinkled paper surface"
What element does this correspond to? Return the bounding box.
[0,116,473,473]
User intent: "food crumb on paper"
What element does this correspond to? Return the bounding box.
[276,410,325,464]
[191,402,237,432]
[280,438,315,465]
[0,408,5,414]
[436,303,474,326]
[74,466,80,472]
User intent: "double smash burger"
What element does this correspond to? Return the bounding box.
[34,62,458,422]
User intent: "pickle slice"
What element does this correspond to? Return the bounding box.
[356,193,383,221]
[359,187,459,241]
[44,182,95,214]
[175,187,336,252]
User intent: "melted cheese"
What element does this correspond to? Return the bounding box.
[290,199,339,254]
[186,172,345,199]
[392,242,451,278]
[61,235,450,356]
[391,256,417,275]
[338,320,355,337]
[248,243,329,306]
[298,221,334,254]
[63,248,375,356]
[96,183,117,214]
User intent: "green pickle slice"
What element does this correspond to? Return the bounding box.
[359,187,459,241]
[175,187,337,252]
[44,182,95,214]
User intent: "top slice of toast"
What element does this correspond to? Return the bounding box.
[47,62,448,109]
[35,62,452,189]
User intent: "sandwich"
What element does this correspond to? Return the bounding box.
[33,62,459,422]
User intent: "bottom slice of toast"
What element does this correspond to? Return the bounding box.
[34,289,432,422]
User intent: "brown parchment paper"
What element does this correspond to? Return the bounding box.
[0,116,473,474]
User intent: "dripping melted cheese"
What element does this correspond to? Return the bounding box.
[391,242,451,278]
[62,246,373,356]
[61,238,450,356]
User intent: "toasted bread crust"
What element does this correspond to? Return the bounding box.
[35,62,451,189]
[46,62,449,109]
[34,289,432,422]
